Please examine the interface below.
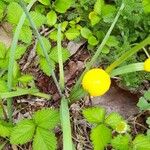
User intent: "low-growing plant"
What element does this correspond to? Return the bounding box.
[82,106,150,150]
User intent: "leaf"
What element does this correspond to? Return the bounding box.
[144,90,150,100]
[105,112,124,129]
[0,80,8,92]
[0,120,13,138]
[33,108,60,129]
[13,61,20,79]
[106,36,119,48]
[82,107,106,124]
[47,10,57,26]
[137,97,150,111]
[133,134,150,150]
[39,57,55,76]
[18,74,34,83]
[142,0,150,13]
[81,27,92,39]
[89,11,101,26]
[30,11,46,28]
[88,36,99,46]
[111,134,131,150]
[90,124,112,150]
[49,30,64,41]
[36,36,51,56]
[49,46,70,63]
[94,0,104,15]
[33,127,57,150]
[15,45,27,60]
[38,0,50,5]
[65,28,80,40]
[54,0,73,13]
[19,26,32,44]
[0,42,7,59]
[10,119,35,145]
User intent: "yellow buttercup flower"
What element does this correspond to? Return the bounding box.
[144,58,150,72]
[82,68,111,96]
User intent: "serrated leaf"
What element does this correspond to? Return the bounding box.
[81,27,92,39]
[19,26,32,44]
[65,28,80,40]
[36,37,51,56]
[38,0,50,5]
[30,11,46,28]
[89,11,101,26]
[0,42,7,59]
[10,119,35,144]
[133,135,150,150]
[49,46,70,63]
[105,112,124,129]
[88,36,99,46]
[33,127,57,150]
[94,0,104,15]
[49,30,64,41]
[0,80,8,92]
[33,108,60,129]
[39,57,55,76]
[111,134,131,150]
[54,0,73,13]
[15,45,27,60]
[0,120,13,138]
[18,74,34,83]
[82,107,106,124]
[106,36,119,48]
[90,124,112,150]
[137,97,150,111]
[47,10,57,26]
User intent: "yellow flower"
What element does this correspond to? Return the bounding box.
[144,58,150,72]
[82,68,111,96]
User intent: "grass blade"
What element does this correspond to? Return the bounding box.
[110,63,144,77]
[7,0,37,122]
[60,97,73,150]
[57,24,65,90]
[106,36,150,73]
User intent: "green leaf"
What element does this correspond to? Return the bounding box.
[105,112,124,129]
[0,80,8,92]
[81,27,92,39]
[137,97,150,111]
[33,127,57,150]
[102,46,110,54]
[33,108,60,129]
[144,90,150,100]
[111,134,131,150]
[82,107,106,124]
[15,45,27,60]
[30,11,46,28]
[39,57,55,76]
[49,30,64,41]
[106,36,119,48]
[0,42,7,59]
[133,135,150,150]
[54,0,73,13]
[142,0,150,13]
[49,46,70,63]
[10,119,35,144]
[88,36,99,46]
[19,26,32,44]
[38,0,50,5]
[18,74,34,83]
[47,10,57,26]
[90,124,112,150]
[94,0,104,15]
[36,37,51,56]
[0,120,13,138]
[89,11,101,26]
[65,28,80,40]
[13,61,20,79]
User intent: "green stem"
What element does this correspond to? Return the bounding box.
[143,47,150,58]
[57,24,65,91]
[72,3,125,90]
[7,0,37,122]
[105,36,150,73]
